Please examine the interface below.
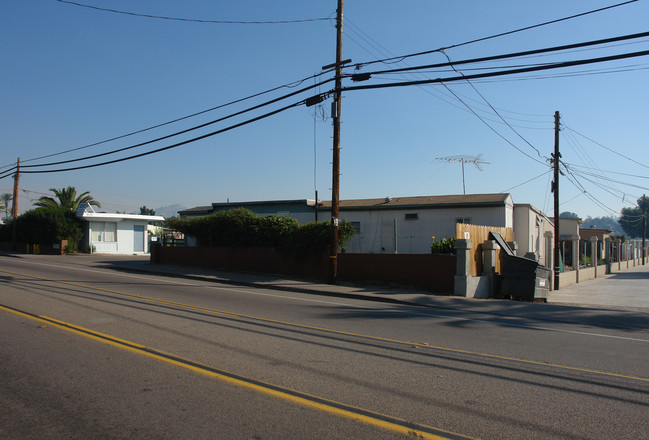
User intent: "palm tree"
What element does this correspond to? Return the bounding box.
[1,193,11,219]
[35,186,101,213]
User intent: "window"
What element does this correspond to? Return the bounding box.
[404,213,419,220]
[91,222,117,242]
[456,217,471,224]
[350,221,361,234]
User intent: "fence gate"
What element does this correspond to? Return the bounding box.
[456,223,513,276]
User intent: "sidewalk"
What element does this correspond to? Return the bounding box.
[4,252,649,312]
[548,262,649,309]
[74,253,649,312]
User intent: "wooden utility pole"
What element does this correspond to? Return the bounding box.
[328,0,344,284]
[11,157,20,219]
[643,193,646,265]
[12,157,20,251]
[552,112,561,290]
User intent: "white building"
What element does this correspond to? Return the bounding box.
[513,204,554,266]
[76,204,164,255]
[180,194,514,254]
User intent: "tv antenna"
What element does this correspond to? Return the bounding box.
[435,155,489,195]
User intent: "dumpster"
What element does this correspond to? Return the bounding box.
[500,254,551,301]
[489,232,551,302]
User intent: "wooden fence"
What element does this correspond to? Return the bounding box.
[456,223,513,276]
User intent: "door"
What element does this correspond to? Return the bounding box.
[380,220,396,253]
[133,225,145,253]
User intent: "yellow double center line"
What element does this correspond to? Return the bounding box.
[0,303,476,440]
[2,268,647,384]
[2,268,648,438]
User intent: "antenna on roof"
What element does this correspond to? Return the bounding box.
[435,155,489,195]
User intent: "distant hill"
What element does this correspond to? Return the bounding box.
[154,204,186,219]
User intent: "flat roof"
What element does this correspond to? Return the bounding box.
[77,212,165,222]
[181,194,513,215]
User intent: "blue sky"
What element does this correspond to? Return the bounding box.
[2,0,648,219]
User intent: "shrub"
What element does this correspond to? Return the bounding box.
[431,236,457,254]
[168,209,355,258]
[2,206,83,251]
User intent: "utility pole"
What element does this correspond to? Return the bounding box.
[328,0,344,284]
[11,158,20,219]
[643,193,646,265]
[552,112,561,290]
[12,157,20,251]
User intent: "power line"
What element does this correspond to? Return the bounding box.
[351,1,640,69]
[567,167,649,192]
[56,0,331,24]
[1,100,306,178]
[439,50,545,160]
[438,82,547,165]
[562,163,649,180]
[572,169,638,202]
[8,78,333,173]
[345,18,553,130]
[453,63,649,85]
[342,49,649,92]
[563,126,649,170]
[352,31,649,77]
[500,171,551,192]
[561,168,620,215]
[343,19,480,118]
[14,74,331,168]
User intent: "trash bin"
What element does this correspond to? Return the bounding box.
[500,254,551,302]
[488,231,551,302]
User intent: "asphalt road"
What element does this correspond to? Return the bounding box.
[1,255,648,439]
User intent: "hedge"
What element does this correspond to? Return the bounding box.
[167,208,355,257]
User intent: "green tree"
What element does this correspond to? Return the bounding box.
[560,211,580,219]
[582,215,624,235]
[1,206,83,251]
[139,206,155,215]
[1,193,12,219]
[618,196,649,238]
[35,186,101,213]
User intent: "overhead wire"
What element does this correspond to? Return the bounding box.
[562,163,649,180]
[500,171,551,193]
[569,168,638,200]
[1,99,307,177]
[560,161,642,216]
[439,49,546,160]
[561,125,608,182]
[351,0,640,69]
[350,31,649,77]
[56,0,331,24]
[438,82,547,165]
[345,18,555,135]
[562,125,649,170]
[342,49,649,92]
[566,167,649,192]
[344,17,542,163]
[558,127,644,216]
[343,19,473,115]
[561,167,620,215]
[15,73,333,167]
[5,77,334,174]
[448,64,649,87]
